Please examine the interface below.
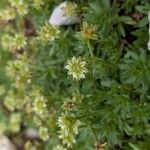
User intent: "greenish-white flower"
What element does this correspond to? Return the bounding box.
[4,91,16,111]
[63,2,78,17]
[62,92,83,111]
[9,0,22,7]
[33,0,44,9]
[6,61,17,79]
[6,53,31,89]
[76,21,98,41]
[38,22,60,44]
[24,141,37,150]
[17,3,28,15]
[33,116,42,126]
[39,127,49,141]
[1,34,14,50]
[58,113,81,147]
[62,98,76,111]
[12,34,27,49]
[9,0,28,15]
[33,96,46,115]
[4,91,27,111]
[65,57,88,80]
[9,113,21,133]
[53,145,67,150]
[0,8,16,20]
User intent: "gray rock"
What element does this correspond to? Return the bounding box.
[23,128,39,140]
[0,136,16,150]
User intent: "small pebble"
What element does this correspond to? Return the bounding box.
[0,136,16,150]
[23,128,39,140]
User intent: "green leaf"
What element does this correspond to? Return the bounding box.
[119,16,136,25]
[118,23,126,37]
[129,142,140,150]
[137,16,148,27]
[135,5,150,13]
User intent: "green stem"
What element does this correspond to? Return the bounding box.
[76,110,97,119]
[87,41,94,58]
[80,102,98,110]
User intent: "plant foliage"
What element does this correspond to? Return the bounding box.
[0,0,150,149]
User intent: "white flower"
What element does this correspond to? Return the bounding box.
[33,96,46,115]
[39,127,49,141]
[0,8,16,20]
[58,113,81,147]
[33,0,44,9]
[12,34,27,49]
[62,98,76,111]
[49,1,80,26]
[1,34,14,50]
[65,57,88,80]
[38,22,60,44]
[53,145,67,150]
[9,113,21,133]
[9,0,28,15]
[4,92,16,111]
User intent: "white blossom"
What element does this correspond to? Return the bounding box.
[58,113,81,147]
[65,57,88,81]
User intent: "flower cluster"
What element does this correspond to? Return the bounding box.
[1,34,14,51]
[4,91,16,111]
[62,98,76,111]
[58,113,81,147]
[33,0,44,9]
[0,8,16,20]
[38,22,60,44]
[53,145,67,150]
[6,52,31,89]
[9,113,21,133]
[62,93,83,111]
[1,0,148,149]
[4,90,31,112]
[12,34,27,50]
[33,95,47,115]
[76,21,98,42]
[65,57,88,81]
[24,141,38,150]
[9,0,28,15]
[39,127,49,141]
[63,2,78,17]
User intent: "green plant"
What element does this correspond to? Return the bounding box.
[0,0,150,149]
